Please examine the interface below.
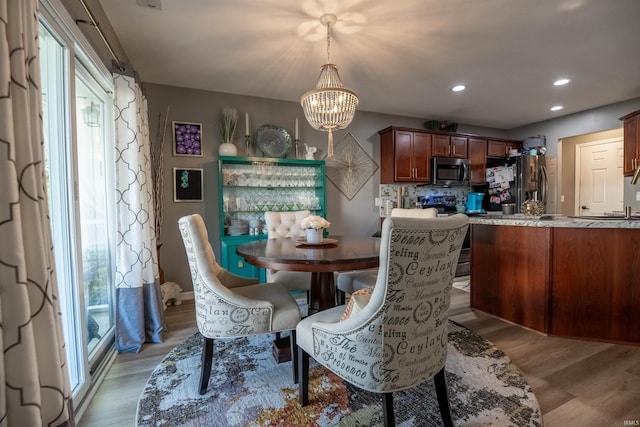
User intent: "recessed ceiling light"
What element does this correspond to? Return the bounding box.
[550,105,563,111]
[451,85,466,92]
[553,78,571,86]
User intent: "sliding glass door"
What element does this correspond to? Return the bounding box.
[39,9,116,410]
[75,71,116,359]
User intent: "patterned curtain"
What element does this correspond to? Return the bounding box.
[113,71,166,352]
[0,0,74,425]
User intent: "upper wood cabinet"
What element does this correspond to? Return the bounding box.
[468,138,487,184]
[379,128,432,183]
[432,134,468,158]
[487,139,521,158]
[379,126,521,184]
[621,110,640,177]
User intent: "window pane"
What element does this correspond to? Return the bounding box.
[39,22,85,395]
[75,75,115,359]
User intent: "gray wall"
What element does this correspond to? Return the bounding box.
[146,83,507,291]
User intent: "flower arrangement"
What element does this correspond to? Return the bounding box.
[301,215,331,230]
[219,106,238,144]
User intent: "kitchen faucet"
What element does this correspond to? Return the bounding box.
[632,165,640,185]
[624,165,640,219]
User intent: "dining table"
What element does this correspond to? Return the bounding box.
[236,235,381,313]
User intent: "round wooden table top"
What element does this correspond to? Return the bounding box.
[236,235,381,273]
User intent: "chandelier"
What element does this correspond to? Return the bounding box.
[300,13,358,157]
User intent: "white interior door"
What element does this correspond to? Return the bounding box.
[575,138,623,215]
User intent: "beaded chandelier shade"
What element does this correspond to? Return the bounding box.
[301,13,358,157]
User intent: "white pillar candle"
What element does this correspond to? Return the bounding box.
[295,117,299,140]
[245,112,249,136]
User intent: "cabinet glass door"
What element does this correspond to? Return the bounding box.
[218,157,326,278]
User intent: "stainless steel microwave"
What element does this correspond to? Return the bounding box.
[432,157,470,186]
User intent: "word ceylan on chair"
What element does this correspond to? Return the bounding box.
[296,214,469,427]
[178,214,302,394]
[334,207,438,304]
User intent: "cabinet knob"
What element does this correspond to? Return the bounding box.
[237,260,244,268]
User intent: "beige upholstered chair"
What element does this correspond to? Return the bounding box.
[297,214,469,427]
[335,207,439,304]
[178,214,301,394]
[263,210,312,295]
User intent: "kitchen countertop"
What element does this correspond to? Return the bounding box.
[468,213,640,228]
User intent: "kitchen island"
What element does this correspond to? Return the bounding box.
[469,214,640,345]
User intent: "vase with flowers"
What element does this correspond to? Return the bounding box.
[218,106,238,156]
[301,215,331,244]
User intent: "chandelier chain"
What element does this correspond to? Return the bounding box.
[326,20,331,63]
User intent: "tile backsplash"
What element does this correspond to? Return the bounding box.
[379,184,471,217]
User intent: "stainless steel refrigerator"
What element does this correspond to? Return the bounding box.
[514,154,548,213]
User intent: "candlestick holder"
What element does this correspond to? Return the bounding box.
[245,134,252,157]
[294,138,300,159]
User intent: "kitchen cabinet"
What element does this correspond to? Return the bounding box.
[487,139,521,158]
[550,227,640,343]
[621,109,640,177]
[432,134,468,158]
[471,224,551,333]
[467,138,487,184]
[379,127,431,183]
[218,156,326,279]
[470,220,640,345]
[379,126,521,184]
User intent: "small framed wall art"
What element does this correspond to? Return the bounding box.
[173,121,203,156]
[173,168,203,202]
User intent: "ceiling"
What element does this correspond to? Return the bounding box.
[96,0,640,129]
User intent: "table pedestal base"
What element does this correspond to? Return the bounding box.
[272,336,291,363]
[309,271,336,314]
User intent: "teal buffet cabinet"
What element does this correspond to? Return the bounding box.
[218,156,326,280]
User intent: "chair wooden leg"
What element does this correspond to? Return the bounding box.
[290,330,298,384]
[434,367,454,427]
[298,347,310,406]
[337,289,346,305]
[199,337,214,395]
[382,392,395,427]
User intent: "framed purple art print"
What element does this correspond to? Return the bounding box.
[173,121,203,156]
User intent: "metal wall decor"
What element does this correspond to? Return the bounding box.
[324,132,378,200]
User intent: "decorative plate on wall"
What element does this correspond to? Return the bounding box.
[324,132,378,200]
[256,124,292,158]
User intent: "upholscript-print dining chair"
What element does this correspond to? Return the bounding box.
[264,210,312,296]
[297,214,469,427]
[335,207,439,304]
[178,214,301,394]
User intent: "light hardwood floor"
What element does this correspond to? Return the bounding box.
[78,288,640,427]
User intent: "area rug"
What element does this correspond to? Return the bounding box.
[452,277,471,293]
[136,322,541,426]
